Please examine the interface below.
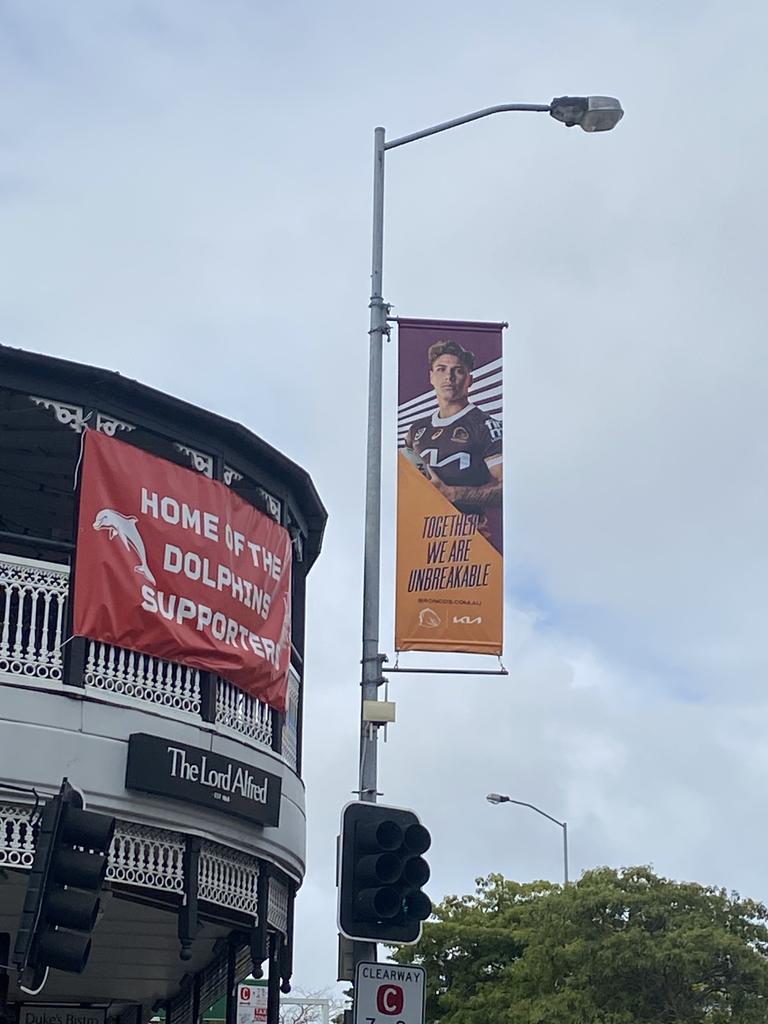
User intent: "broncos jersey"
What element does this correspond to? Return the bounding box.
[404,403,503,498]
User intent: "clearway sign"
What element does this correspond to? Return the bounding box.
[237,982,267,1024]
[354,962,426,1024]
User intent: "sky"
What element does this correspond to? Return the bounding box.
[1,0,767,997]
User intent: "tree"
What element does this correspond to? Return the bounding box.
[280,1006,317,1024]
[279,989,347,1024]
[393,867,768,1023]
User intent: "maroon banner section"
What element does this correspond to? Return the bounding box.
[73,431,292,711]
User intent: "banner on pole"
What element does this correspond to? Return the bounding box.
[396,318,504,655]
[73,431,292,710]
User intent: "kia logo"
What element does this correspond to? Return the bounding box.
[377,984,404,1016]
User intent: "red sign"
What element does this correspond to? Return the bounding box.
[377,985,404,1015]
[73,431,292,711]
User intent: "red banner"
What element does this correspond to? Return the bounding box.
[73,431,292,711]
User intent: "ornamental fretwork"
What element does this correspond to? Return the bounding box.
[28,397,136,435]
[1,809,265,920]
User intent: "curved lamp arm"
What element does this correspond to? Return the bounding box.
[486,793,569,886]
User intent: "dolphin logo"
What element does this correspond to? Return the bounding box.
[93,508,156,584]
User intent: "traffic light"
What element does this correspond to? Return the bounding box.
[14,779,115,986]
[338,802,432,944]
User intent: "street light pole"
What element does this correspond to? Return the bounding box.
[358,96,623,807]
[355,95,622,963]
[359,125,387,807]
[486,794,569,886]
[563,819,569,887]
[360,106,552,803]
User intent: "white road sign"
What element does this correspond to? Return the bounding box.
[237,982,268,1024]
[354,962,426,1024]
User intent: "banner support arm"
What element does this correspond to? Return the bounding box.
[383,666,508,676]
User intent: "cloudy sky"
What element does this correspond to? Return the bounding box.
[1,0,767,995]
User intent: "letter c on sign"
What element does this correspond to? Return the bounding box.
[377,985,404,1016]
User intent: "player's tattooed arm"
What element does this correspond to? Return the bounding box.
[427,463,502,507]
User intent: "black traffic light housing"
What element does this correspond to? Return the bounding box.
[14,779,116,988]
[338,802,432,944]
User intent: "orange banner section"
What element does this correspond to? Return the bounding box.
[395,455,503,653]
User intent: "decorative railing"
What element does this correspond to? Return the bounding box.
[199,840,260,915]
[282,669,300,770]
[0,552,300,770]
[266,875,290,933]
[108,820,186,893]
[0,553,68,683]
[0,805,262,920]
[86,640,202,715]
[216,676,273,746]
[0,802,36,869]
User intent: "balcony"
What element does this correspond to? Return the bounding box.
[0,801,290,924]
[0,549,302,1006]
[0,344,326,1012]
[0,800,291,1009]
[0,550,300,771]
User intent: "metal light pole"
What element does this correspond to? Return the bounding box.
[360,95,623,802]
[486,793,569,886]
[355,95,622,961]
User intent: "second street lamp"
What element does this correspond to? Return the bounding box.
[486,793,569,886]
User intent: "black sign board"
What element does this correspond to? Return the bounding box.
[125,733,281,826]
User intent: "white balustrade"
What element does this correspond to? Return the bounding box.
[0,551,299,766]
[282,668,301,771]
[2,806,267,921]
[216,676,273,747]
[0,802,37,868]
[108,821,185,892]
[267,875,290,933]
[199,840,260,916]
[85,640,201,714]
[0,553,68,682]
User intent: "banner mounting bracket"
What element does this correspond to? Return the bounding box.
[383,664,509,677]
[360,652,387,687]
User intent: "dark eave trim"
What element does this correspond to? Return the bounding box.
[0,342,327,568]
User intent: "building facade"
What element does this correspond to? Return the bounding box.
[0,344,327,1024]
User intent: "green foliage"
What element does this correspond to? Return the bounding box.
[392,867,768,1023]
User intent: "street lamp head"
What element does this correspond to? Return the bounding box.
[549,96,624,132]
[486,793,509,805]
